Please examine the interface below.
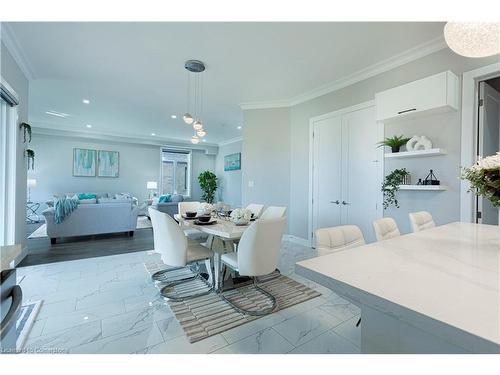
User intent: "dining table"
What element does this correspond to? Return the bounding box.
[296,222,500,354]
[174,213,250,290]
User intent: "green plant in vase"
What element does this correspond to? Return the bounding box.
[382,168,409,209]
[377,135,410,153]
[198,170,218,204]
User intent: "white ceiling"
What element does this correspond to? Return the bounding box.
[6,22,446,144]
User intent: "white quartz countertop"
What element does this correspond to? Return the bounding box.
[296,223,500,348]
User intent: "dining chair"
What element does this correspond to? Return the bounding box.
[373,217,400,241]
[178,201,207,240]
[315,225,366,256]
[409,211,435,232]
[246,203,264,218]
[219,217,286,316]
[260,206,287,219]
[149,207,214,301]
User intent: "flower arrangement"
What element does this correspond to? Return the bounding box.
[197,202,213,216]
[230,208,252,225]
[461,152,500,208]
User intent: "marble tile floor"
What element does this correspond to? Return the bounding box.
[18,241,361,354]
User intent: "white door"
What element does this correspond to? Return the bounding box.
[477,81,500,225]
[312,116,342,238]
[341,106,382,243]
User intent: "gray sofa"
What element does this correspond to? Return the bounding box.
[42,202,140,244]
[150,194,184,218]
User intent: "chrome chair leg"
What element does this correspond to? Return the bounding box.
[151,265,197,283]
[220,278,277,316]
[160,273,213,301]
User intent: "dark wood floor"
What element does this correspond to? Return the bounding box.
[20,222,154,267]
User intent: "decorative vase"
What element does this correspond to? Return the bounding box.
[391,146,400,153]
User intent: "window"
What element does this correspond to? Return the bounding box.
[161,149,191,196]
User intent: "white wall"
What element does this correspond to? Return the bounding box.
[28,133,216,206]
[215,140,242,208]
[242,108,290,214]
[243,48,499,240]
[1,41,29,249]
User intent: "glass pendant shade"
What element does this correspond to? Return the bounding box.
[196,129,206,137]
[191,135,200,144]
[444,22,500,58]
[183,113,194,125]
[193,121,203,131]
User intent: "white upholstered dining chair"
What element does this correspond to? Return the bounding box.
[260,206,287,219]
[149,207,214,301]
[315,225,366,256]
[177,201,206,240]
[245,203,264,218]
[373,217,400,242]
[219,217,286,316]
[409,211,435,233]
[178,201,201,216]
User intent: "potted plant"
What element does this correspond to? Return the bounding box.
[461,152,500,208]
[381,168,410,209]
[198,170,218,204]
[377,135,411,153]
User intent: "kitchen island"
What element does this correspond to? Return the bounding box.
[296,222,500,353]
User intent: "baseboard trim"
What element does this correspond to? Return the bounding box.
[283,235,311,247]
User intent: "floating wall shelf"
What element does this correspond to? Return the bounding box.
[398,185,447,191]
[385,148,447,159]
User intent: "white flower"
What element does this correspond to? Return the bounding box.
[197,203,213,215]
[474,152,500,170]
[230,208,252,223]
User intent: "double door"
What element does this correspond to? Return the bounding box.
[312,104,382,243]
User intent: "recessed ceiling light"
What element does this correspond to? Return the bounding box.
[151,133,156,136]
[237,126,242,130]
[45,110,70,118]
[202,139,207,142]
[86,124,92,128]
[82,99,90,104]
[171,115,177,119]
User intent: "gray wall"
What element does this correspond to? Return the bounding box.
[242,108,290,215]
[243,48,498,240]
[1,41,29,249]
[215,140,242,208]
[28,134,216,205]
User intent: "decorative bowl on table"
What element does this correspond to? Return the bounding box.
[185,211,197,218]
[197,215,212,223]
[230,208,252,226]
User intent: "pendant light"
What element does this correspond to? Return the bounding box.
[444,22,500,58]
[183,60,208,143]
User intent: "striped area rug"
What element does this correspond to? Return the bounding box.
[144,261,321,343]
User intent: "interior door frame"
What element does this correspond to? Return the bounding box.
[460,62,500,222]
[308,100,382,247]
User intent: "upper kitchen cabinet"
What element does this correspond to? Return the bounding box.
[375,71,459,123]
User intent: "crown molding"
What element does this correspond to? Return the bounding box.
[31,125,219,153]
[1,23,36,81]
[239,35,448,110]
[239,99,290,110]
[218,136,243,147]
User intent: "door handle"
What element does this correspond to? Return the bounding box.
[0,285,22,340]
[330,200,340,205]
[341,201,350,205]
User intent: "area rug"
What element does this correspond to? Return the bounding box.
[16,300,43,350]
[144,261,321,343]
[28,216,152,239]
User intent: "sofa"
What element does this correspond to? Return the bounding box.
[150,194,184,218]
[42,201,140,244]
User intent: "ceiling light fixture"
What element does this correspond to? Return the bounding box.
[171,115,177,119]
[151,133,156,136]
[196,129,206,137]
[444,22,500,58]
[86,124,92,128]
[82,99,90,104]
[45,110,70,118]
[182,60,208,141]
[191,135,200,144]
[237,126,242,130]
